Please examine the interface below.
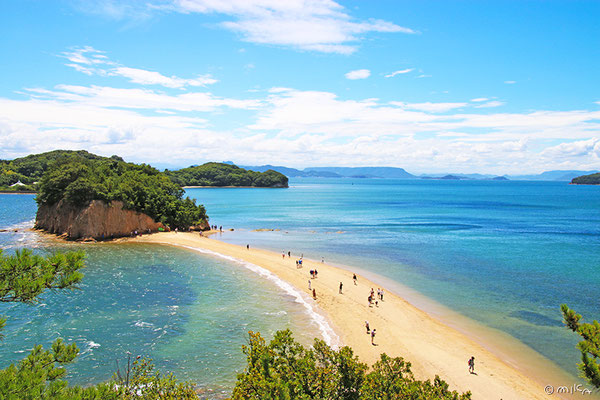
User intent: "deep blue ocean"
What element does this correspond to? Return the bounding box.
[1,179,599,394]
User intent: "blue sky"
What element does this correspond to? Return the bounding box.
[1,0,599,174]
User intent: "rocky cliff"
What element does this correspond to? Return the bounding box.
[35,200,166,240]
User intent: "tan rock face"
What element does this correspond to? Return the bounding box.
[35,200,165,240]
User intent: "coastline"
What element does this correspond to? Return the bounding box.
[130,231,573,399]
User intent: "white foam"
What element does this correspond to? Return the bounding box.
[178,244,340,348]
[88,340,101,349]
[134,321,154,328]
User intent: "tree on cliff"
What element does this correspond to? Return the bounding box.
[232,330,471,400]
[561,304,600,388]
[36,155,208,230]
[0,248,197,398]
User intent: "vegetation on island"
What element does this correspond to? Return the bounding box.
[164,162,289,188]
[561,305,600,388]
[0,150,120,192]
[571,173,600,185]
[36,155,207,230]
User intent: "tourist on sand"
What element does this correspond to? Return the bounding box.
[247,244,250,250]
[371,329,376,345]
[322,257,324,263]
[282,252,285,259]
[380,289,384,301]
[296,260,299,268]
[314,269,318,278]
[312,288,316,299]
[308,279,311,290]
[353,273,357,285]
[339,282,343,294]
[468,356,475,374]
[288,251,291,257]
[365,321,370,333]
[368,295,373,307]
[310,269,314,278]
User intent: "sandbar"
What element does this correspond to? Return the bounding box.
[131,231,575,399]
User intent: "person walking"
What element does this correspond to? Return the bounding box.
[308,279,312,290]
[468,356,475,374]
[365,321,370,333]
[371,329,376,345]
[353,273,357,285]
[312,288,317,299]
[339,282,343,294]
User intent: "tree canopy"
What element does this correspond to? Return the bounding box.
[0,150,121,191]
[165,163,289,188]
[36,155,207,229]
[571,173,600,185]
[232,330,471,400]
[561,304,600,388]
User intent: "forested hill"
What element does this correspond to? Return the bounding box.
[571,172,600,185]
[164,162,289,188]
[1,150,122,191]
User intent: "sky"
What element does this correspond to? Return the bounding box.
[1,0,599,174]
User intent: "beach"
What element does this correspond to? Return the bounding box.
[131,231,572,399]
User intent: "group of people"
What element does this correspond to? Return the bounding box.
[367,287,384,307]
[210,225,223,232]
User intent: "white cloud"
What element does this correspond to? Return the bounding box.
[112,67,217,88]
[470,98,488,102]
[391,101,467,113]
[474,100,505,108]
[62,46,218,89]
[345,69,370,80]
[504,80,516,84]
[385,68,414,78]
[170,0,415,54]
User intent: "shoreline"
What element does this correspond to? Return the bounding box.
[129,231,574,399]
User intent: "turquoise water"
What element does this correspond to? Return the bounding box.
[184,179,600,378]
[1,180,599,390]
[0,195,317,397]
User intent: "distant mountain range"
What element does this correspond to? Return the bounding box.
[226,163,598,182]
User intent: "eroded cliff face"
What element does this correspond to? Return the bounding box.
[35,200,165,240]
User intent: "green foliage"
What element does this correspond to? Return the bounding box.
[232,330,471,400]
[165,163,289,188]
[0,150,118,190]
[0,249,85,304]
[571,173,600,185]
[113,356,197,399]
[561,304,600,388]
[36,155,208,229]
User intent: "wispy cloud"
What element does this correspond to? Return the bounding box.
[474,100,505,108]
[470,98,488,102]
[390,101,467,113]
[61,46,218,89]
[385,68,414,78]
[504,80,516,84]
[167,0,415,54]
[345,69,370,80]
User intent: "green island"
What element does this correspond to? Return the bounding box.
[571,172,600,185]
[0,151,289,192]
[164,162,289,188]
[35,154,208,231]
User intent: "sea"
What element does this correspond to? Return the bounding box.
[0,178,599,396]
